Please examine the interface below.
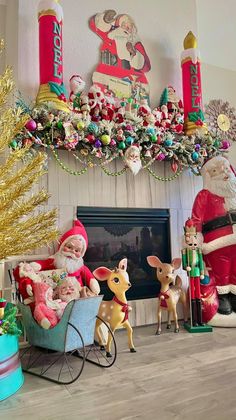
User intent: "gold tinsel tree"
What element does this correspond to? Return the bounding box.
[0,40,58,289]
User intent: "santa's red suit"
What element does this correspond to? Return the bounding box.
[89,13,151,86]
[191,156,236,320]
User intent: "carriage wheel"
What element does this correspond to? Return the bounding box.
[81,316,117,368]
[20,323,86,385]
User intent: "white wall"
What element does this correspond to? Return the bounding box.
[2,1,236,323]
[16,0,197,107]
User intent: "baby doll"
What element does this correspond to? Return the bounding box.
[56,277,82,318]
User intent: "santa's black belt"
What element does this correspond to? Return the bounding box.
[202,211,236,234]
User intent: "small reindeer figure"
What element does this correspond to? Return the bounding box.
[147,256,188,335]
[93,258,136,357]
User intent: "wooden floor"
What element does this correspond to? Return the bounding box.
[1,323,236,420]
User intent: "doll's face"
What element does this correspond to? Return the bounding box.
[63,238,84,259]
[185,233,198,250]
[58,280,79,302]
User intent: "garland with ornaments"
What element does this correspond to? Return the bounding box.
[11,91,233,178]
[9,2,236,179]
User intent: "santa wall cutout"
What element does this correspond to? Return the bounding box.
[89,10,151,104]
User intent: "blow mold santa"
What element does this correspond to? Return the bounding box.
[15,220,100,307]
[191,155,236,326]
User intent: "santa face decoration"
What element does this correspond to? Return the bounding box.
[58,278,81,303]
[69,75,86,95]
[124,145,142,175]
[202,156,236,206]
[63,238,85,259]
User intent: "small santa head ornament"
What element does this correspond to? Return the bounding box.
[69,75,86,101]
[124,145,142,175]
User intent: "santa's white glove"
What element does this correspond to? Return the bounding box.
[26,284,33,297]
[89,278,100,295]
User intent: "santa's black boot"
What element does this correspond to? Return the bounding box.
[217,293,232,315]
[191,299,198,326]
[196,299,204,326]
[230,293,236,312]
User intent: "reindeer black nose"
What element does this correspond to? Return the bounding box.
[128,282,131,287]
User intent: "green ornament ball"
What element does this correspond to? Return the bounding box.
[101,134,111,145]
[150,135,157,143]
[213,140,220,148]
[57,121,63,129]
[118,141,126,150]
[10,139,18,149]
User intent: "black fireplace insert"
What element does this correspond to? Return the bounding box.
[77,207,171,300]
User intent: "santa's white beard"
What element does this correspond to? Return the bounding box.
[54,252,84,274]
[108,28,134,61]
[206,176,236,210]
[125,158,142,175]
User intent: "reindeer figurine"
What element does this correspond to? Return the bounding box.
[93,258,136,357]
[147,256,188,335]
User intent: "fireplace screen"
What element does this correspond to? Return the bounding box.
[77,207,171,300]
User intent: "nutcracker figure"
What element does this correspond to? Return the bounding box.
[182,218,204,326]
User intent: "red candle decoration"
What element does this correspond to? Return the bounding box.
[36,0,69,112]
[181,31,207,135]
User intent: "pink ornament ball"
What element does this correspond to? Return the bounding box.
[110,139,116,147]
[221,140,230,150]
[156,153,165,161]
[25,119,37,132]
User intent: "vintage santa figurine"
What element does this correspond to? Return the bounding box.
[191,155,236,325]
[89,10,151,102]
[69,75,86,104]
[26,220,100,297]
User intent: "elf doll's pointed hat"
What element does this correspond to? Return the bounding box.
[58,219,88,255]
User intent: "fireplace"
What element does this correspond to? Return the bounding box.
[77,207,171,300]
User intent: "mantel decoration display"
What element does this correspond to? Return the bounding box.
[10,1,235,180]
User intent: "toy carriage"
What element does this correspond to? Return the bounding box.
[18,296,117,385]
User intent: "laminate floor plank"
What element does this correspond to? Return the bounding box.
[1,325,236,420]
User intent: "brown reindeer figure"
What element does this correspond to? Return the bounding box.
[147,256,188,335]
[93,258,136,357]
